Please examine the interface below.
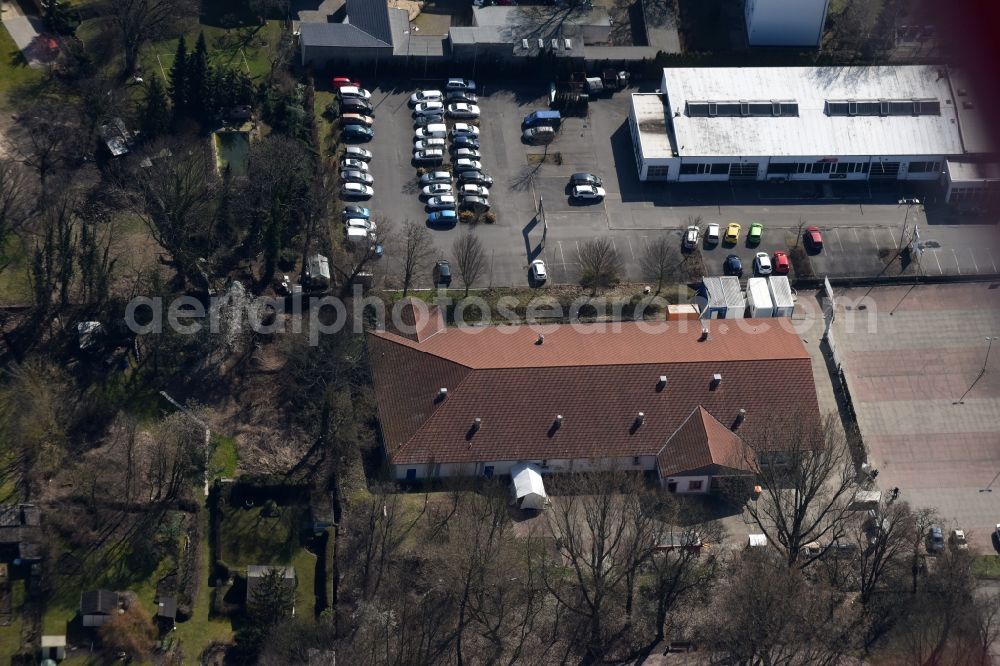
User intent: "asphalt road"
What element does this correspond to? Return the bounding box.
[351,81,1000,290]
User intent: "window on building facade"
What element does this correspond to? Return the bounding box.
[907,161,941,173]
[688,480,703,491]
[646,165,670,179]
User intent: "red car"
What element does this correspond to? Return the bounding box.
[804,226,823,251]
[772,251,790,274]
[332,76,360,88]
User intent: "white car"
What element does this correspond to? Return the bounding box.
[422,183,453,197]
[413,101,444,116]
[346,218,376,233]
[414,138,446,151]
[426,195,457,210]
[415,125,448,140]
[754,252,773,275]
[683,225,699,250]
[340,158,369,172]
[571,184,606,200]
[413,149,444,164]
[344,146,372,161]
[337,86,371,100]
[446,77,476,91]
[342,182,373,198]
[452,147,481,160]
[447,103,480,119]
[409,89,443,105]
[450,123,480,138]
[459,183,489,198]
[341,169,373,185]
[706,223,721,244]
[453,158,482,172]
[530,259,547,283]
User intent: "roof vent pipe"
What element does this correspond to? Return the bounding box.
[657,376,668,390]
[733,408,746,431]
[437,387,448,401]
[711,374,722,389]
[536,334,545,345]
[636,411,645,425]
[554,415,563,428]
[472,417,482,432]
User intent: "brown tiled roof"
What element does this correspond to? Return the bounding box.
[391,298,446,342]
[656,407,753,478]
[367,320,819,466]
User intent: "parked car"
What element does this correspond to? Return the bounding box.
[337,86,371,100]
[683,225,699,250]
[748,222,764,244]
[928,526,945,553]
[409,89,443,105]
[754,252,772,275]
[724,254,743,276]
[459,196,490,213]
[419,171,452,186]
[422,183,453,197]
[458,170,493,186]
[340,98,373,114]
[341,113,373,127]
[415,124,448,139]
[724,223,741,243]
[332,76,360,88]
[341,169,374,185]
[530,259,547,283]
[804,226,824,251]
[453,158,482,172]
[451,123,480,138]
[343,205,370,220]
[447,90,477,103]
[459,183,489,198]
[426,195,457,210]
[414,114,444,127]
[344,146,372,161]
[445,77,476,91]
[342,182,373,198]
[571,184,606,200]
[951,529,969,550]
[447,103,481,119]
[570,172,603,187]
[413,101,444,116]
[340,158,369,172]
[773,250,790,274]
[706,223,720,244]
[412,149,444,165]
[522,126,555,144]
[427,209,458,226]
[346,218,376,233]
[433,259,452,286]
[414,138,446,151]
[342,124,373,141]
[450,136,480,150]
[452,147,481,160]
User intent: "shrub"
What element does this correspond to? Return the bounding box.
[459,210,476,225]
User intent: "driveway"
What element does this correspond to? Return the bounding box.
[1,1,55,68]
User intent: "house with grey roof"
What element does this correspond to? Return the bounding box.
[299,0,411,67]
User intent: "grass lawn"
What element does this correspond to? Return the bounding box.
[0,24,44,102]
[974,555,1000,579]
[210,435,239,478]
[221,503,306,567]
[172,511,233,658]
[141,22,283,86]
[0,579,26,657]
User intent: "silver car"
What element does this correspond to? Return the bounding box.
[426,195,457,210]
[341,169,374,185]
[422,183,453,197]
[340,158,369,172]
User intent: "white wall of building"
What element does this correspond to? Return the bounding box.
[744,0,830,47]
[393,455,657,480]
[661,475,711,494]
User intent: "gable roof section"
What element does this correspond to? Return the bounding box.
[346,0,393,45]
[81,589,118,615]
[367,321,819,466]
[656,406,752,478]
[299,20,389,48]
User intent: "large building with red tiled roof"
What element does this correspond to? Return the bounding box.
[367,302,820,489]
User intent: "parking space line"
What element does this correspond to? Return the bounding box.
[953,249,961,275]
[869,228,880,250]
[987,248,998,273]
[833,228,846,253]
[970,248,979,274]
[626,236,636,261]
[852,228,861,246]
[932,249,943,274]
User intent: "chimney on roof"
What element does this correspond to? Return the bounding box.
[473,417,482,431]
[711,374,722,390]
[636,412,645,426]
[436,387,448,402]
[536,334,545,345]
[554,415,563,428]
[732,408,746,431]
[699,321,710,342]
[657,376,668,391]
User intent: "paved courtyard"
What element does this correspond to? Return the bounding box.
[831,283,1000,552]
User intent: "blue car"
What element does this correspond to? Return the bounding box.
[724,254,743,276]
[343,205,370,220]
[342,124,373,141]
[427,209,458,226]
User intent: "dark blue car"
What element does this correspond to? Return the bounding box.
[724,254,743,276]
[342,124,373,141]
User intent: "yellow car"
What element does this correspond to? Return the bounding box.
[724,223,741,243]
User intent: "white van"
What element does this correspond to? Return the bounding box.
[414,123,447,139]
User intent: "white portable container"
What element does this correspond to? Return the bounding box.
[746,277,775,318]
[768,275,795,317]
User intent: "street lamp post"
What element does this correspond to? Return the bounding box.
[954,336,998,404]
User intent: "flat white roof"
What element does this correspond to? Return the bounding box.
[659,66,966,158]
[947,160,1000,183]
[632,93,674,159]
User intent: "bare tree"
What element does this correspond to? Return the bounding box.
[740,413,860,568]
[399,220,433,296]
[333,215,392,291]
[853,498,915,602]
[639,236,681,294]
[577,237,623,294]
[0,158,29,272]
[104,0,197,75]
[451,230,486,297]
[13,104,82,196]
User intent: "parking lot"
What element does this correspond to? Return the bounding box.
[349,81,1000,289]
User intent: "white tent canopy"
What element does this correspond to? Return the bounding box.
[511,463,548,510]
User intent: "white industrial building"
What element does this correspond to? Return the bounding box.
[744,0,830,47]
[628,66,998,202]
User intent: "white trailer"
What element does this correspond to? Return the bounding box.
[745,278,774,318]
[768,275,795,317]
